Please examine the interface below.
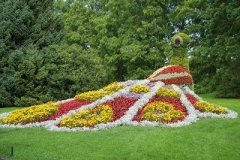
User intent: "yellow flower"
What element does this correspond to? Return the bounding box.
[130,85,150,93]
[142,101,183,123]
[59,105,114,128]
[75,82,125,101]
[0,102,59,125]
[155,87,180,98]
[195,101,228,114]
[103,81,125,92]
[75,90,111,101]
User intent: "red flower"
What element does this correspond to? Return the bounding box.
[155,66,191,76]
[104,97,137,121]
[48,99,92,120]
[161,76,193,85]
[185,94,199,110]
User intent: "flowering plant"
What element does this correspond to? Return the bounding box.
[48,99,92,120]
[155,65,191,75]
[195,100,227,114]
[161,76,193,85]
[133,95,187,123]
[104,97,137,120]
[148,65,190,79]
[0,67,237,131]
[155,87,180,98]
[59,105,113,128]
[147,65,193,86]
[130,85,150,93]
[75,90,111,101]
[103,81,125,92]
[0,102,59,125]
[142,101,184,122]
[75,82,126,101]
[185,94,227,114]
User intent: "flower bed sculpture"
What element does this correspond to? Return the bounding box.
[0,33,237,131]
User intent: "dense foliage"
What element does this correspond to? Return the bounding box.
[171,0,240,97]
[0,0,107,107]
[0,0,65,107]
[94,0,172,81]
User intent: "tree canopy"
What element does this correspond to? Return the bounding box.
[172,0,240,97]
[0,0,107,107]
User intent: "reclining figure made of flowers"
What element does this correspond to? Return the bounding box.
[0,33,238,131]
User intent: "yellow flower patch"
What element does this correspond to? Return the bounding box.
[59,105,114,128]
[75,82,125,101]
[156,87,180,98]
[142,101,183,122]
[130,85,150,93]
[0,102,59,125]
[103,81,125,92]
[195,101,228,114]
[75,90,111,101]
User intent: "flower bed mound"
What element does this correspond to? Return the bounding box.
[0,65,238,131]
[147,65,193,86]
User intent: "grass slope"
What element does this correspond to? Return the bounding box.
[0,94,239,160]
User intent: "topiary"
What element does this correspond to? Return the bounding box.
[170,32,190,70]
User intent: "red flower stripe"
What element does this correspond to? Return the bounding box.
[104,97,138,121]
[185,94,199,110]
[48,99,92,120]
[151,76,193,85]
[158,66,191,74]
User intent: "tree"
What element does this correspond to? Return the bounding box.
[38,44,108,104]
[208,0,240,97]
[172,0,240,97]
[94,0,174,81]
[0,0,65,107]
[41,0,109,101]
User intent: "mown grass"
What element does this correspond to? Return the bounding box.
[0,94,239,160]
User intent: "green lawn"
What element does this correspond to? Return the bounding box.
[0,94,239,160]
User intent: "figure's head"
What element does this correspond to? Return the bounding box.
[171,32,190,48]
[169,32,190,70]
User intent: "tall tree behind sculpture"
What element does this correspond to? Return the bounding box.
[95,0,172,81]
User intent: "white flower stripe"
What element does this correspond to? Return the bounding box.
[197,111,238,119]
[147,65,174,79]
[149,72,192,82]
[0,112,9,118]
[184,86,202,100]
[56,98,76,104]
